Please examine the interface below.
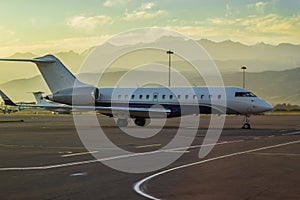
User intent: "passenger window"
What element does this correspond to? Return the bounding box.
[193,95,197,99]
[177,95,181,99]
[201,95,204,99]
[154,94,158,99]
[209,95,212,99]
[131,95,135,99]
[218,95,221,99]
[162,95,166,99]
[185,95,189,99]
[170,95,173,100]
[139,95,143,99]
[118,94,121,99]
[146,95,150,99]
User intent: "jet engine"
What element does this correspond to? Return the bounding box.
[46,86,100,105]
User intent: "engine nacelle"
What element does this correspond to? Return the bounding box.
[46,86,100,105]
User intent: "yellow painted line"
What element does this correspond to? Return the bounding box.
[136,144,161,149]
[61,151,99,157]
[248,152,300,156]
[164,150,190,153]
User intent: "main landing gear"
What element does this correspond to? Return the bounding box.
[242,115,251,129]
[134,117,146,127]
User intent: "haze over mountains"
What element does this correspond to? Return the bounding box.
[0,37,299,105]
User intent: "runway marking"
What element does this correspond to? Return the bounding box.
[163,150,190,153]
[0,144,118,151]
[279,130,287,132]
[70,172,88,177]
[61,151,99,157]
[248,152,300,156]
[134,139,300,200]
[282,131,300,136]
[0,140,241,171]
[0,144,18,147]
[136,144,162,149]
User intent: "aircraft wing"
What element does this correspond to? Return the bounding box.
[73,105,171,117]
[14,103,171,117]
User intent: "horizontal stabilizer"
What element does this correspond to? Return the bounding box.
[0,57,56,63]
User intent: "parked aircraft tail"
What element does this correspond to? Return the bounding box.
[32,91,50,105]
[0,90,17,106]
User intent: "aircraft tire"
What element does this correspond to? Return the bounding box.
[242,123,251,129]
[134,118,146,127]
[117,118,128,127]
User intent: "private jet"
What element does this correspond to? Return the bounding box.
[0,90,72,114]
[0,105,19,114]
[0,55,273,128]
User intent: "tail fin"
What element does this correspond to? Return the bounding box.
[0,90,17,106]
[0,55,86,93]
[32,91,50,105]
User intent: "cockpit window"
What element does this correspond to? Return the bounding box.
[235,92,257,97]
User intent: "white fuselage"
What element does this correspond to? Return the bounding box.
[96,86,273,117]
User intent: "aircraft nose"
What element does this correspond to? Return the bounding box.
[260,101,273,112]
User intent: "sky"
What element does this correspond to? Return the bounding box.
[0,0,299,56]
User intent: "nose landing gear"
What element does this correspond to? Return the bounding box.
[242,115,251,129]
[117,118,129,127]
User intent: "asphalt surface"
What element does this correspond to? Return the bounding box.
[0,113,299,200]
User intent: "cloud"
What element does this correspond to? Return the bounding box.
[225,3,231,17]
[243,14,300,35]
[167,12,300,45]
[68,15,114,30]
[140,2,155,10]
[103,0,131,7]
[124,2,166,20]
[125,10,165,20]
[208,13,300,37]
[247,1,268,14]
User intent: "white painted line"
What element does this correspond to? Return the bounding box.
[70,172,88,177]
[134,139,300,200]
[282,131,300,136]
[0,140,242,171]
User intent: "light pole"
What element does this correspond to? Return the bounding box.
[166,50,174,87]
[241,65,247,88]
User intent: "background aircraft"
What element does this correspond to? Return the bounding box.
[0,104,19,114]
[0,90,72,114]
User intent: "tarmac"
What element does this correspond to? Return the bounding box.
[0,113,299,200]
